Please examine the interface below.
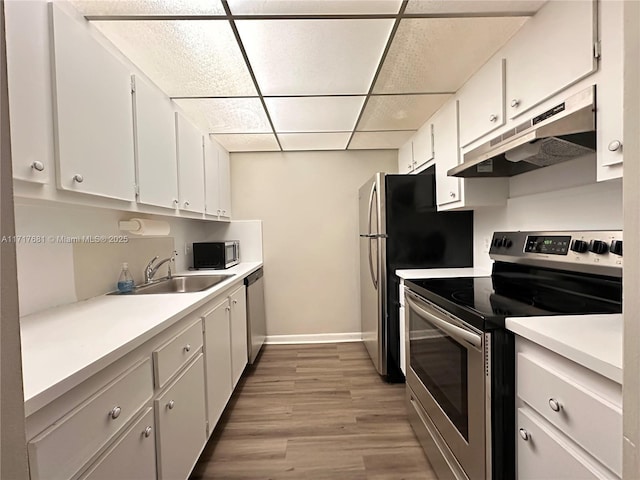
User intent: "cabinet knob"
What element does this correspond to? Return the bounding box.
[73,174,84,183]
[143,426,152,438]
[407,164,412,169]
[225,306,231,312]
[510,99,520,108]
[489,114,498,122]
[233,299,238,305]
[184,201,190,207]
[608,140,622,152]
[222,210,226,215]
[518,428,530,441]
[109,406,122,420]
[184,344,191,353]
[31,161,45,172]
[167,400,175,410]
[173,199,179,206]
[548,398,561,412]
[449,192,456,198]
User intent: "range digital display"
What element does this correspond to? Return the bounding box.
[525,235,571,255]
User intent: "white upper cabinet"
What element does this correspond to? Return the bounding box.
[203,138,222,217]
[458,57,505,148]
[132,75,178,209]
[50,4,135,201]
[5,0,52,184]
[397,140,414,174]
[433,101,461,207]
[505,0,597,119]
[218,147,232,220]
[412,123,434,171]
[175,112,205,214]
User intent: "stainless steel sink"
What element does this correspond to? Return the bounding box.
[116,275,233,295]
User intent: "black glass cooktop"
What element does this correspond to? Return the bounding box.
[405,264,622,331]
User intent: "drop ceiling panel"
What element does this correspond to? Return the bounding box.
[93,20,256,96]
[279,133,350,151]
[265,96,365,133]
[70,0,226,16]
[174,98,271,133]
[211,134,280,152]
[358,94,451,131]
[228,0,403,15]
[373,17,528,93]
[236,19,394,95]
[349,131,416,150]
[405,0,546,15]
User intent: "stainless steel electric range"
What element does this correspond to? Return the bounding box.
[404,230,623,480]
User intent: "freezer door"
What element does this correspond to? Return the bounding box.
[359,174,387,376]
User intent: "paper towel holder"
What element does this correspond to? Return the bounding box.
[119,218,170,236]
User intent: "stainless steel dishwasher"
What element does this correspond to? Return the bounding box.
[244,268,266,364]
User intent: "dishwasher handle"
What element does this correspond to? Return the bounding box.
[244,267,264,286]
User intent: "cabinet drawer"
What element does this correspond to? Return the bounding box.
[28,359,153,480]
[517,353,622,475]
[153,319,203,389]
[517,408,616,479]
[79,407,156,480]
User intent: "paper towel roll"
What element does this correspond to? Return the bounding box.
[119,218,170,236]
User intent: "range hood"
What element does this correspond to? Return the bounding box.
[448,86,596,178]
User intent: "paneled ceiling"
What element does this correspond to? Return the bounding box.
[69,0,547,152]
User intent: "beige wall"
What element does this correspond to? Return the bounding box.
[231,150,397,338]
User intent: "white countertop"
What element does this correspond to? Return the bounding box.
[396,267,491,279]
[506,314,622,384]
[20,262,262,416]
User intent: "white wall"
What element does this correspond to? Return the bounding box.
[14,199,210,316]
[473,157,623,271]
[230,150,398,339]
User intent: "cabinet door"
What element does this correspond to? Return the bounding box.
[433,101,461,207]
[203,138,222,217]
[176,112,205,214]
[5,0,52,184]
[230,286,247,388]
[458,57,505,147]
[50,4,135,201]
[203,299,232,431]
[412,123,433,170]
[80,408,156,480]
[398,140,413,174]
[505,0,597,119]
[132,75,178,209]
[218,147,232,219]
[155,354,207,480]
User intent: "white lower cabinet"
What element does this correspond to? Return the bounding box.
[80,407,156,480]
[230,285,248,388]
[515,337,622,479]
[155,354,207,480]
[203,298,233,430]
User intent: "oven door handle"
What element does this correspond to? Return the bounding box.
[406,295,482,350]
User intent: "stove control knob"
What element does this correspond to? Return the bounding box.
[589,240,609,255]
[502,237,513,248]
[570,240,588,253]
[610,240,623,256]
[493,238,503,248]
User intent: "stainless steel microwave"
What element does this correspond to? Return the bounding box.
[193,241,239,269]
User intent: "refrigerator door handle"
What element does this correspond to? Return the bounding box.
[367,182,378,290]
[360,233,388,238]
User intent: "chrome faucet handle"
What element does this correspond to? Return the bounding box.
[144,256,159,283]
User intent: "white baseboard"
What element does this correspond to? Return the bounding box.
[265,332,362,345]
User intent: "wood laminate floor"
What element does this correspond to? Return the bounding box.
[190,342,437,480]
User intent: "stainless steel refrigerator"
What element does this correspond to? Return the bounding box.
[358,169,474,381]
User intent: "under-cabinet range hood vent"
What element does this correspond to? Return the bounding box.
[448,86,596,178]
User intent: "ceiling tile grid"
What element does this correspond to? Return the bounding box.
[72,0,546,152]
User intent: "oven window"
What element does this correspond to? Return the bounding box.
[410,310,469,440]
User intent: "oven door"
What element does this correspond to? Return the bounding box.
[406,290,487,480]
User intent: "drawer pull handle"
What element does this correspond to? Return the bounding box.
[548,398,561,412]
[73,174,84,183]
[184,344,191,353]
[167,400,175,410]
[489,114,498,122]
[519,428,529,441]
[144,426,152,438]
[109,406,122,420]
[511,99,520,108]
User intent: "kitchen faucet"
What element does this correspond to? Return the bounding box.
[144,251,177,284]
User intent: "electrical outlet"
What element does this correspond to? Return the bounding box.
[483,237,491,252]
[184,243,191,256]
